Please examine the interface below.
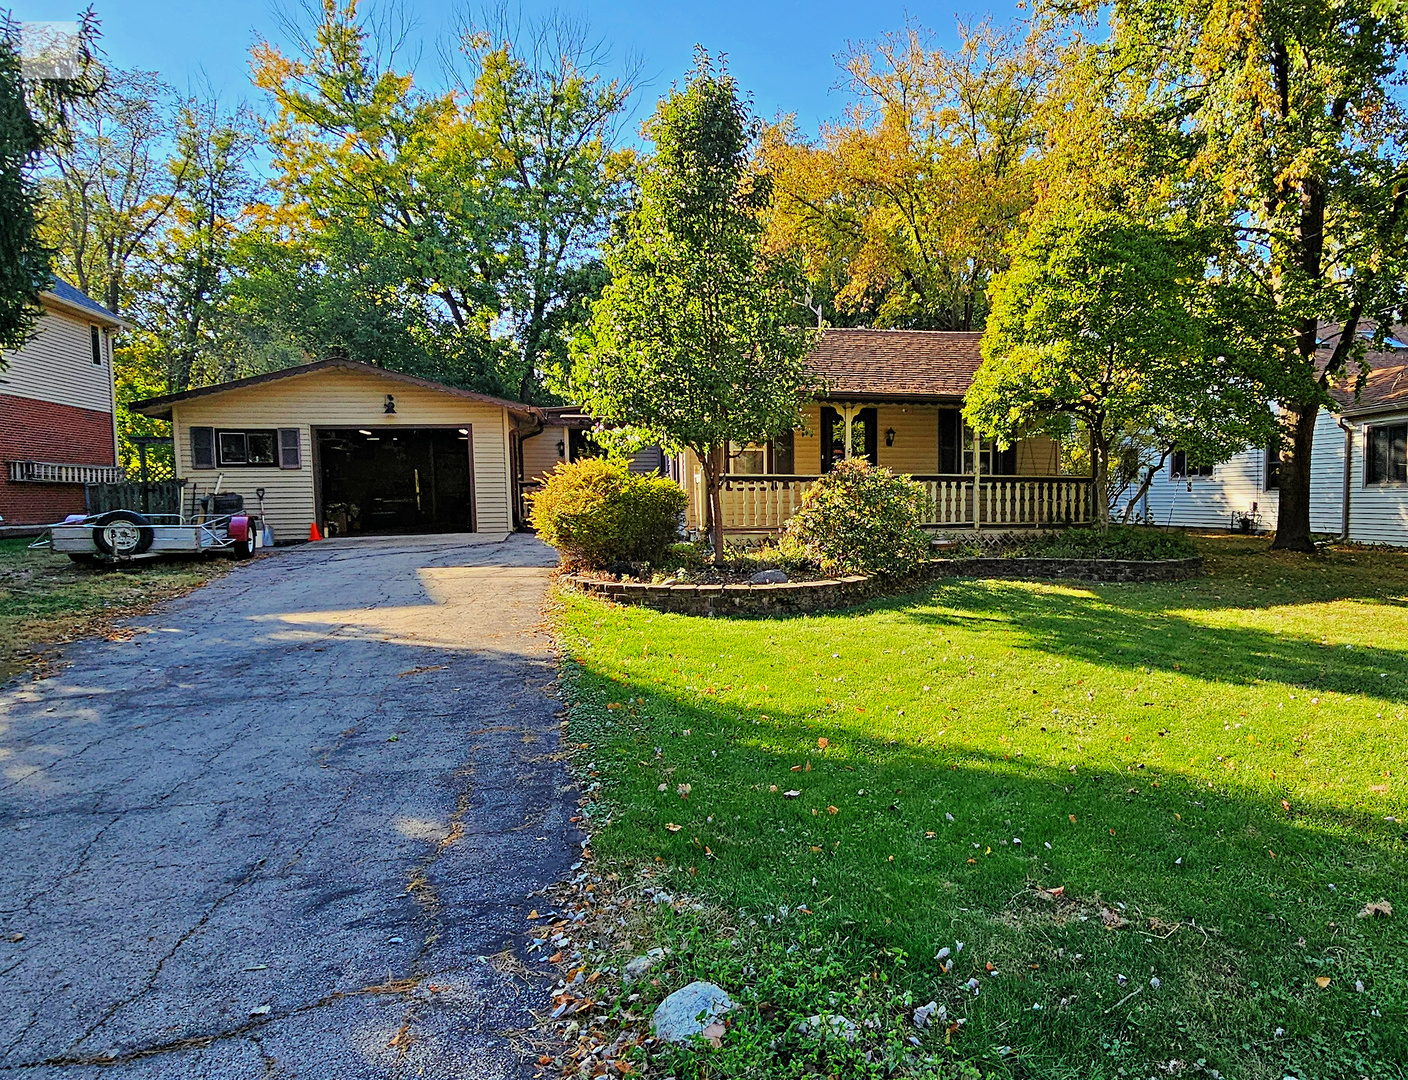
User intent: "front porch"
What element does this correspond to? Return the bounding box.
[684,399,1094,534]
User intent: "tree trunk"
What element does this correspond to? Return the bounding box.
[695,446,728,562]
[1089,430,1110,530]
[1271,402,1318,552]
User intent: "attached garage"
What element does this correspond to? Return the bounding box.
[132,360,543,542]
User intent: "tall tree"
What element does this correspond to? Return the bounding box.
[40,69,188,316]
[450,8,636,402]
[1059,0,1408,550]
[571,51,819,556]
[0,11,100,352]
[760,20,1051,330]
[966,205,1274,527]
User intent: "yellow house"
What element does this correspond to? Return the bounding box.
[682,328,1093,536]
[132,360,543,542]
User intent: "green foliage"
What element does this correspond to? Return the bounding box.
[529,457,686,570]
[0,24,48,353]
[559,534,1408,1078]
[968,204,1273,526]
[570,50,819,554]
[781,459,931,576]
[941,525,1199,561]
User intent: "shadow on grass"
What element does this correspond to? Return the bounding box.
[570,657,1408,1080]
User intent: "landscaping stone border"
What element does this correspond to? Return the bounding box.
[561,556,1202,617]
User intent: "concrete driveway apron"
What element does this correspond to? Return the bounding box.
[0,534,576,1079]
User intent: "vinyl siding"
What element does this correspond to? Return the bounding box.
[0,303,115,416]
[1142,410,1346,534]
[522,426,567,482]
[170,368,515,541]
[1350,410,1408,546]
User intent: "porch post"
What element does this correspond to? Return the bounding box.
[972,426,982,532]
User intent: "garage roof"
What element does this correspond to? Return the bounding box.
[130,359,545,421]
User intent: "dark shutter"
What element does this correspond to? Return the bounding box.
[1170,450,1187,478]
[860,407,879,465]
[278,428,302,469]
[996,445,1017,475]
[191,426,215,470]
[771,430,794,474]
[938,410,961,474]
[820,407,836,473]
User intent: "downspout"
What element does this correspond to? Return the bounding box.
[1336,416,1354,542]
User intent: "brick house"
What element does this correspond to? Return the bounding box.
[0,279,128,525]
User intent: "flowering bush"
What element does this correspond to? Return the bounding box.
[781,459,931,576]
[529,457,687,570]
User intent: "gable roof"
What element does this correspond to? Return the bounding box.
[42,276,129,328]
[1322,325,1408,417]
[806,328,983,400]
[129,359,544,421]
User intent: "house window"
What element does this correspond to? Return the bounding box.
[217,429,279,467]
[1265,444,1281,490]
[1366,422,1408,485]
[962,429,1016,475]
[1170,451,1213,478]
[820,406,878,471]
[90,326,102,366]
[726,430,796,475]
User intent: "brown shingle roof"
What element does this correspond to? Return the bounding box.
[1321,325,1408,416]
[806,328,982,400]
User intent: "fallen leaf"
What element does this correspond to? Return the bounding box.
[827,805,839,815]
[791,764,803,772]
[527,909,541,920]
[1315,976,1331,989]
[701,1020,726,1048]
[817,737,829,749]
[1359,899,1393,919]
[665,823,682,833]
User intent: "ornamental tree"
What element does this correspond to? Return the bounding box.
[966,205,1274,528]
[571,50,818,556]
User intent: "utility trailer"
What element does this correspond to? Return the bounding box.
[32,489,272,565]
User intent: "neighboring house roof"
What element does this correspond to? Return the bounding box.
[41,276,130,329]
[1322,325,1408,417]
[806,328,983,400]
[129,359,544,421]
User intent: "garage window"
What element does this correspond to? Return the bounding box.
[218,430,278,467]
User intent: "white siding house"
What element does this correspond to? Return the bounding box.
[1142,329,1408,545]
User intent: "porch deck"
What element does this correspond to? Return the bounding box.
[711,474,1094,532]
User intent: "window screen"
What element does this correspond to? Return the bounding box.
[1367,423,1408,485]
[278,428,301,469]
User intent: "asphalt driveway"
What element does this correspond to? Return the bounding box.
[0,534,574,1078]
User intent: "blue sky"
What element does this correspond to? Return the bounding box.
[12,0,1023,139]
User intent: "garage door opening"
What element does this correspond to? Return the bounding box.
[316,427,475,536]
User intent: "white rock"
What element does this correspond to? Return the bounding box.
[801,1013,858,1043]
[623,947,669,985]
[912,1001,940,1029]
[650,981,734,1044]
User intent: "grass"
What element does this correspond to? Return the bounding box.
[0,538,229,678]
[555,533,1408,1080]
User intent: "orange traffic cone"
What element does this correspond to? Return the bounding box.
[308,522,323,541]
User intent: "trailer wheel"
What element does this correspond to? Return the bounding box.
[232,530,256,559]
[92,510,154,558]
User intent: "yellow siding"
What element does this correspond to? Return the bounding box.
[170,368,514,541]
[522,426,568,483]
[1016,436,1059,474]
[793,404,822,474]
[875,404,940,474]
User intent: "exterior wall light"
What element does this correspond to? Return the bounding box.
[557,439,566,456]
[384,394,396,414]
[885,427,896,447]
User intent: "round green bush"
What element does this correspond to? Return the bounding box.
[781,459,932,576]
[529,457,687,570]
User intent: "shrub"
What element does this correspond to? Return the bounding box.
[529,457,687,570]
[1024,524,1199,560]
[781,459,931,576]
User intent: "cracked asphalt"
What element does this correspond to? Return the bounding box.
[0,534,577,1078]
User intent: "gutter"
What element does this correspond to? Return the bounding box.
[1336,416,1354,541]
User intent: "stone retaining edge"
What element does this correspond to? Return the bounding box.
[561,556,1202,617]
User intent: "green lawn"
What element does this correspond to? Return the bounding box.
[557,534,1408,1079]
[0,538,228,677]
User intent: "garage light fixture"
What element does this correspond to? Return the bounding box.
[358,429,372,436]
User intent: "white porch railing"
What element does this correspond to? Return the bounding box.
[717,474,1093,531]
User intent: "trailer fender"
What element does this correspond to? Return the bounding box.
[227,515,251,542]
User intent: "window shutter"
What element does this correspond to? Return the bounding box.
[860,407,879,465]
[278,428,302,469]
[1170,450,1187,478]
[819,408,836,473]
[938,410,961,474]
[191,427,215,470]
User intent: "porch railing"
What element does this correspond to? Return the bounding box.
[718,474,1093,531]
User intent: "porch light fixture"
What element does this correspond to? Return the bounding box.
[384,394,396,414]
[557,439,566,456]
[885,427,896,447]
